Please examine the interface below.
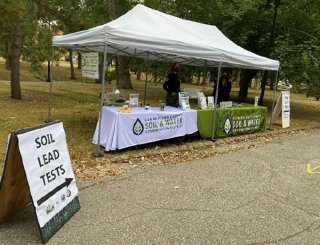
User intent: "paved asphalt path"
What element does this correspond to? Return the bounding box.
[1,129,320,244]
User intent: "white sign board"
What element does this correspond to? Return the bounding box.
[81,52,99,79]
[281,91,290,128]
[130,94,139,107]
[179,92,190,110]
[220,101,233,108]
[197,92,205,108]
[200,97,207,109]
[254,96,259,106]
[207,96,214,108]
[17,122,79,228]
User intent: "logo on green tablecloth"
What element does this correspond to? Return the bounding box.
[133,118,144,135]
[223,116,232,135]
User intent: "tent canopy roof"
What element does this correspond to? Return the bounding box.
[53,4,279,70]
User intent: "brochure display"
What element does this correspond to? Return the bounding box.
[129,94,139,107]
[219,101,233,108]
[207,96,214,109]
[179,92,190,110]
[197,92,206,109]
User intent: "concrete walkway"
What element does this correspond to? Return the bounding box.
[1,130,320,244]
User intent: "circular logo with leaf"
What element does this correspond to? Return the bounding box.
[133,118,144,135]
[223,116,232,134]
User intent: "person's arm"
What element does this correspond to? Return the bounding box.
[172,75,180,94]
[177,79,181,93]
[164,74,173,93]
[168,73,180,96]
[163,79,169,92]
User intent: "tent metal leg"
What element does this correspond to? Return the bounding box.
[92,45,108,157]
[143,52,150,106]
[269,70,279,130]
[202,61,207,92]
[144,72,148,106]
[46,47,55,123]
[211,65,221,141]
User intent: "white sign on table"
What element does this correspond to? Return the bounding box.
[207,96,214,108]
[129,94,139,107]
[197,92,207,109]
[220,101,233,108]
[254,96,259,106]
[200,97,207,109]
[179,92,190,110]
[81,52,99,79]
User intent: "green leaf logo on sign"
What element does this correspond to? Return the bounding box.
[223,116,232,135]
[133,118,144,135]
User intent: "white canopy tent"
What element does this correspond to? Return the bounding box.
[53,4,279,70]
[51,4,279,150]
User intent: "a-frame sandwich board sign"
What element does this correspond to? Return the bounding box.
[0,121,80,243]
[271,91,290,128]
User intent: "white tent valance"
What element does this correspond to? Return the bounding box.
[52,4,279,71]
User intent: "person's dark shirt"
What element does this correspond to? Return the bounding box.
[212,79,232,103]
[163,72,180,94]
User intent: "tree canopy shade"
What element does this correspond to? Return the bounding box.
[52,4,279,71]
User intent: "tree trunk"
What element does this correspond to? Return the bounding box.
[197,70,201,84]
[153,73,159,83]
[115,57,119,85]
[237,69,257,102]
[95,53,103,83]
[259,0,280,105]
[69,49,76,80]
[47,61,51,82]
[136,70,141,80]
[10,26,23,100]
[5,41,12,70]
[234,69,241,88]
[117,56,133,89]
[106,0,132,89]
[77,52,81,69]
[258,71,268,105]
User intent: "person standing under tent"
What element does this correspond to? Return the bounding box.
[212,72,232,104]
[163,63,181,107]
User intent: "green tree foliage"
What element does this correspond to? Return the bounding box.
[1,0,319,99]
[0,0,38,99]
[272,0,320,90]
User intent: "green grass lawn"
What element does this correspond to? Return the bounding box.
[1,59,320,177]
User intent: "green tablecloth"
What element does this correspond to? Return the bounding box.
[197,105,267,139]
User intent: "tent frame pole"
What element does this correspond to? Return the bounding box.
[93,44,108,157]
[143,52,149,106]
[211,65,221,141]
[269,70,279,130]
[214,66,221,106]
[46,47,55,123]
[202,60,207,92]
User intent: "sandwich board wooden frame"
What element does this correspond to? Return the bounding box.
[271,91,290,128]
[0,121,80,243]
